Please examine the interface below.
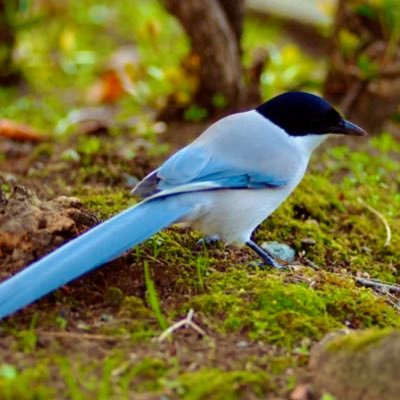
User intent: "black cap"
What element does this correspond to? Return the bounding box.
[256,92,366,137]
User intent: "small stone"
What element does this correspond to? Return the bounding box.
[101,313,112,322]
[236,340,249,348]
[301,238,316,246]
[76,322,91,331]
[261,241,296,263]
[356,271,371,279]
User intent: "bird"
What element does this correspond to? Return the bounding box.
[0,92,366,319]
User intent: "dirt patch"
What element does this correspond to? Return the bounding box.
[0,184,98,275]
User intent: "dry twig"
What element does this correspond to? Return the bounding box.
[357,197,391,247]
[354,277,400,294]
[157,309,207,342]
[302,257,320,270]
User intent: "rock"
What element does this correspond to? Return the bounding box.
[309,329,400,400]
[261,241,296,263]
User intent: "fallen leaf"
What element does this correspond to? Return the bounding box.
[0,120,44,142]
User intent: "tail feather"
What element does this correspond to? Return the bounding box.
[0,196,190,319]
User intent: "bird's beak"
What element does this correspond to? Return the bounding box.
[331,119,367,136]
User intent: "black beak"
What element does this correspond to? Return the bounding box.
[330,119,367,136]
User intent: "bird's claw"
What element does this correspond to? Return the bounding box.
[249,259,287,270]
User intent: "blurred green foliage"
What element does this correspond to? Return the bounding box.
[0,0,327,133]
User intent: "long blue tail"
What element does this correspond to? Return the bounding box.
[0,196,190,319]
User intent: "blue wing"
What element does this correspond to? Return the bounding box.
[157,146,290,190]
[133,111,303,198]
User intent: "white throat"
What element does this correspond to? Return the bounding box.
[292,134,329,154]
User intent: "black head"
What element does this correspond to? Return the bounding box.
[256,92,366,137]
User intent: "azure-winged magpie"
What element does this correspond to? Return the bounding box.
[0,92,366,319]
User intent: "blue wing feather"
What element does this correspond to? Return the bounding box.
[156,144,290,191]
[134,111,301,197]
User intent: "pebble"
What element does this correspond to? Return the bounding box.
[261,241,296,263]
[301,237,316,246]
[236,340,249,348]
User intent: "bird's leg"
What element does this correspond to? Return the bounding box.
[196,234,220,248]
[246,240,285,269]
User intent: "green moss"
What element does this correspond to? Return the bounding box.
[118,296,151,319]
[187,268,400,348]
[188,269,334,347]
[104,287,125,306]
[0,352,169,399]
[173,368,269,400]
[13,329,38,353]
[316,274,400,329]
[327,328,396,352]
[56,354,168,398]
[0,361,54,400]
[98,295,156,340]
[30,142,55,160]
[78,188,134,219]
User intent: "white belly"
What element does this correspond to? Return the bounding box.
[180,185,296,244]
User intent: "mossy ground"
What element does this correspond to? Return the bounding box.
[325,328,396,352]
[1,129,400,400]
[1,1,400,399]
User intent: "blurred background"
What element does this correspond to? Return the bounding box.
[0,0,399,139]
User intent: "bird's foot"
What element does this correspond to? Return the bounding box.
[250,259,287,270]
[246,239,287,270]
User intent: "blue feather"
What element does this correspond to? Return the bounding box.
[157,170,289,191]
[0,197,190,319]
[157,141,291,191]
